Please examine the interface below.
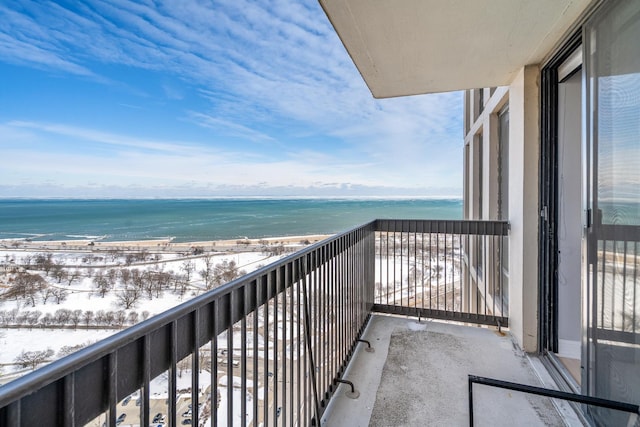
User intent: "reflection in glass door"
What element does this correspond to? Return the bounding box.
[584,1,640,425]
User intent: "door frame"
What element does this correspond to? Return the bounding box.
[539,29,583,358]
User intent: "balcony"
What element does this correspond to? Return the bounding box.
[0,218,570,426]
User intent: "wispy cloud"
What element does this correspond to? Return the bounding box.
[0,0,463,197]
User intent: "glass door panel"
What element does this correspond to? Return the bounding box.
[584,1,640,425]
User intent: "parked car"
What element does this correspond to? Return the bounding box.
[182,409,192,417]
[121,396,132,406]
[182,420,192,425]
[116,413,126,425]
[152,413,165,423]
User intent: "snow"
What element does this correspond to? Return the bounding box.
[0,248,287,379]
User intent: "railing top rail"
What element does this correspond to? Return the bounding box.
[0,220,377,407]
[374,219,509,236]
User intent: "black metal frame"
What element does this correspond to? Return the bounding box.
[468,375,640,426]
[538,29,583,354]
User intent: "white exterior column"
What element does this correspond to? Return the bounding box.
[508,65,540,352]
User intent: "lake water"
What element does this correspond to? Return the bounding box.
[0,198,462,242]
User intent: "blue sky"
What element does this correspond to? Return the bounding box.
[0,0,463,198]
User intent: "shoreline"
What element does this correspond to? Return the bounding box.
[0,234,333,252]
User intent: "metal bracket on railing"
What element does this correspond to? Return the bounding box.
[357,339,375,353]
[336,379,360,399]
[495,320,505,336]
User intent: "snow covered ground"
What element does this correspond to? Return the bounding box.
[0,245,291,380]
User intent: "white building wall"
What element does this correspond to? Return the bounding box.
[506,65,540,353]
[463,69,540,352]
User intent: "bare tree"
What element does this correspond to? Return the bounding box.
[26,311,42,329]
[50,287,68,304]
[93,271,112,298]
[181,260,195,284]
[127,311,139,325]
[34,253,54,275]
[9,271,47,307]
[106,268,119,287]
[213,260,246,287]
[199,255,215,290]
[114,310,127,328]
[104,311,115,326]
[83,310,94,326]
[131,269,145,292]
[107,249,121,262]
[147,271,172,299]
[177,358,191,378]
[120,268,131,285]
[70,309,82,329]
[116,286,140,310]
[94,310,106,325]
[40,313,53,327]
[58,344,85,357]
[6,308,19,323]
[39,285,55,305]
[66,269,82,286]
[54,309,72,325]
[51,261,67,283]
[14,349,54,370]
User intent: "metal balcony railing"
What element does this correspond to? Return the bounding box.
[374,219,509,327]
[0,219,508,426]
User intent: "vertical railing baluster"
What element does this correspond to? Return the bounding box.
[622,240,627,330]
[444,225,449,312]
[385,231,389,305]
[211,302,218,427]
[288,262,294,427]
[263,275,270,427]
[253,280,259,427]
[316,247,323,414]
[633,241,638,334]
[393,224,397,306]
[296,258,302,426]
[282,264,288,427]
[428,222,433,310]
[420,222,425,310]
[61,372,76,427]
[273,269,279,425]
[601,239,606,328]
[413,223,417,308]
[484,233,488,316]
[192,310,200,427]
[141,335,150,427]
[6,401,20,427]
[63,372,75,427]
[169,321,178,427]
[107,352,117,427]
[228,291,234,427]
[240,290,247,427]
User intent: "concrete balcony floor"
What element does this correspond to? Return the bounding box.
[322,314,575,426]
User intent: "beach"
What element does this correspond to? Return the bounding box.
[1,234,333,253]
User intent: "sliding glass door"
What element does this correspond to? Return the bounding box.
[584,1,640,424]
